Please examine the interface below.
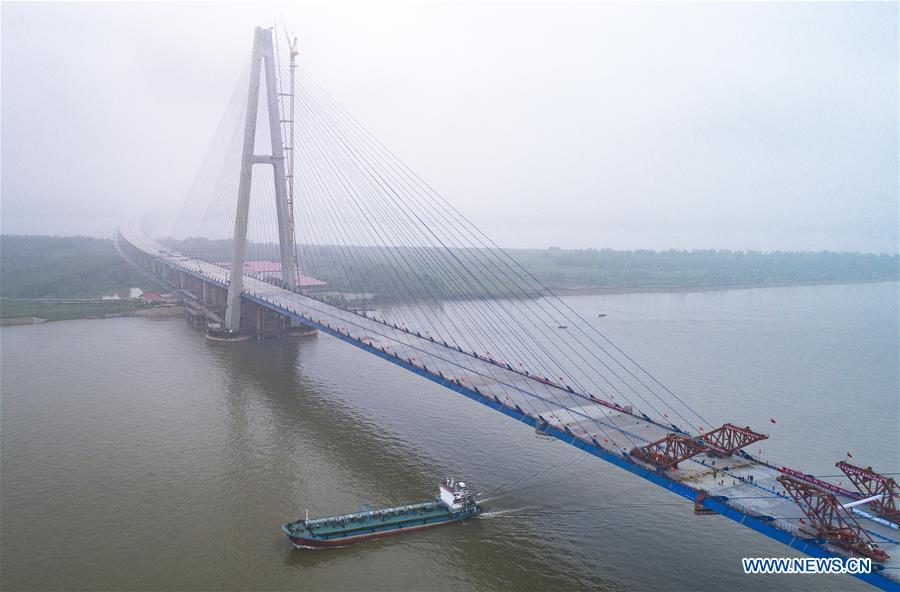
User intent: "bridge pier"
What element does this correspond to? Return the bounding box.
[116,231,309,341]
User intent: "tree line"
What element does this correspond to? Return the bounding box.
[3,235,896,302]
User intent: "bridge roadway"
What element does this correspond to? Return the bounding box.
[119,220,898,589]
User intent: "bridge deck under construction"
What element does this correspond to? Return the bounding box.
[120,221,899,589]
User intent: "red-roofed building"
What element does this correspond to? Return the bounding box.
[215,260,327,288]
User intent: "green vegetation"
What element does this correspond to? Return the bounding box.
[1,235,896,319]
[509,247,900,291]
[164,237,899,301]
[0,235,153,320]
[0,298,144,322]
[0,235,150,298]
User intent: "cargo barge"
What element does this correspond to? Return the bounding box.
[282,479,481,548]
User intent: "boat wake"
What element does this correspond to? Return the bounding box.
[478,506,535,518]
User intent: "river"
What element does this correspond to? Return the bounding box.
[2,282,896,591]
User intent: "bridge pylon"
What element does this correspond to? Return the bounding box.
[225,26,298,333]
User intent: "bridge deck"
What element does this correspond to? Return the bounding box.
[120,221,898,588]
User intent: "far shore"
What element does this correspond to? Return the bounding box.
[550,278,899,298]
[2,279,895,326]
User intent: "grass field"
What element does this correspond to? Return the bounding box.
[0,298,146,321]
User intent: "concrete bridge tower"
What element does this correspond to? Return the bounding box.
[225,26,297,333]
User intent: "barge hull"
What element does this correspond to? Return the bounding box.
[287,514,472,548]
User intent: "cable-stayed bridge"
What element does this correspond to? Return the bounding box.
[116,27,898,589]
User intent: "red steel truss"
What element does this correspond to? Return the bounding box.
[630,433,708,470]
[837,461,900,522]
[700,423,768,457]
[777,475,890,562]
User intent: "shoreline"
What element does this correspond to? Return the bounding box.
[0,304,183,326]
[2,279,895,325]
[549,278,898,297]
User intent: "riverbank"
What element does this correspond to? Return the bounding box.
[0,299,182,323]
[164,238,899,300]
[5,278,896,325]
[6,236,897,319]
[550,278,900,297]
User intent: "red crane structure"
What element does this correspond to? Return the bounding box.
[699,423,768,457]
[837,461,900,522]
[777,475,890,562]
[630,433,708,470]
[631,423,769,470]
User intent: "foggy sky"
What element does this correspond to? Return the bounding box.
[1,1,897,253]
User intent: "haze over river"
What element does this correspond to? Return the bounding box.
[2,282,897,591]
